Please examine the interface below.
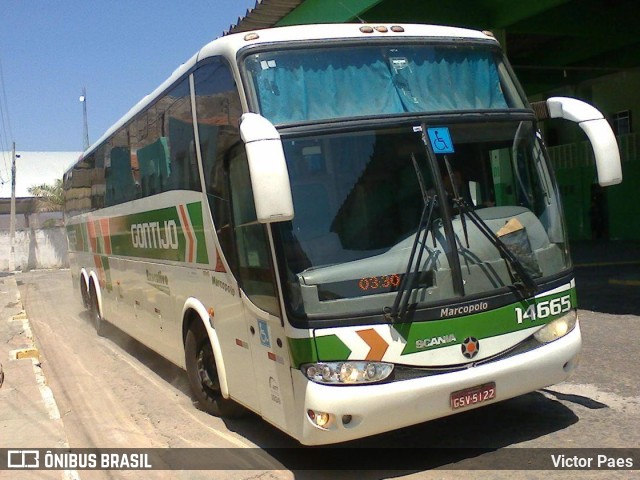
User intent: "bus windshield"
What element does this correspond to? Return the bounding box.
[274,119,570,319]
[245,43,525,125]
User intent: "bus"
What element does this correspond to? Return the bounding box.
[63,24,622,445]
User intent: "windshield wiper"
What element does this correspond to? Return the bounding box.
[441,156,537,297]
[456,198,537,296]
[384,154,436,322]
[444,155,538,297]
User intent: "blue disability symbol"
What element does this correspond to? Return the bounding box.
[258,319,271,347]
[427,127,455,154]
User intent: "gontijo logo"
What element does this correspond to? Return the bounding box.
[123,203,201,264]
[131,220,179,250]
[73,201,209,264]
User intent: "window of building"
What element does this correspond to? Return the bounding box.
[611,110,632,135]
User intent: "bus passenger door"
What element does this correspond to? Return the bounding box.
[227,145,294,432]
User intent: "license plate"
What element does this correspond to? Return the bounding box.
[450,382,496,410]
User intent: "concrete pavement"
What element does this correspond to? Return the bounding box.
[1,241,639,450]
[0,240,638,474]
[572,241,640,315]
[0,272,69,451]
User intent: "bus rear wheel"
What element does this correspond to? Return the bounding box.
[89,283,106,337]
[80,279,90,309]
[184,322,245,418]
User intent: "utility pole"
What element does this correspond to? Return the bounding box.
[80,87,89,150]
[9,142,18,271]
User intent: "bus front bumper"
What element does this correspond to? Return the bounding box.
[292,322,581,445]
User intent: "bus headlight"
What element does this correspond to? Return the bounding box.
[533,311,578,344]
[302,361,394,384]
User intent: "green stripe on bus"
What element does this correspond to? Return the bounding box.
[288,287,577,363]
[186,201,209,264]
[398,287,576,355]
[288,337,318,367]
[69,202,209,264]
[315,334,352,363]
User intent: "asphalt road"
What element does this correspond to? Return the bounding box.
[7,265,640,479]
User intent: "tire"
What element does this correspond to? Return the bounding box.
[89,283,106,337]
[184,321,245,418]
[80,279,90,309]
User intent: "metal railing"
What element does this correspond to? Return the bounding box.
[548,132,638,170]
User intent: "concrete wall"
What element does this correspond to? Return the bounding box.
[0,227,68,271]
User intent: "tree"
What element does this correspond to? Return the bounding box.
[28,178,64,212]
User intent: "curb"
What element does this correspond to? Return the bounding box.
[6,311,64,421]
[1,274,76,477]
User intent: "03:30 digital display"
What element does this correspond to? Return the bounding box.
[358,274,401,291]
[317,271,433,302]
[317,273,410,301]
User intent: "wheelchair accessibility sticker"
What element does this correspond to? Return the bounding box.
[258,319,271,348]
[427,127,455,154]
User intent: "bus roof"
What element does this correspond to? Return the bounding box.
[206,23,495,58]
[80,24,497,161]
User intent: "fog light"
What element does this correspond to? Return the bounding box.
[564,354,580,373]
[307,409,330,427]
[316,412,330,427]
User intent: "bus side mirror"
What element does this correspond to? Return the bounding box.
[239,113,294,223]
[539,97,622,187]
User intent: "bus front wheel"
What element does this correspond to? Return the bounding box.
[184,322,245,418]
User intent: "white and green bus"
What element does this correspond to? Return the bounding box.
[64,24,622,445]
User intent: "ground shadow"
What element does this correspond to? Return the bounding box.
[79,311,191,395]
[70,272,623,477]
[79,311,593,475]
[220,389,588,478]
[572,241,640,315]
[541,388,608,410]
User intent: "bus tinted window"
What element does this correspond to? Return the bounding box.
[193,58,242,222]
[64,151,104,216]
[228,144,279,317]
[126,76,200,201]
[105,128,135,206]
[246,44,520,125]
[193,58,243,273]
[99,76,201,208]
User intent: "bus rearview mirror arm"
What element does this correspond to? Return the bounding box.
[239,113,295,223]
[533,97,622,187]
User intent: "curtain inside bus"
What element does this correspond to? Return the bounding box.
[248,46,508,124]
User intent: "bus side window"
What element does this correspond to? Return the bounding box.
[105,146,135,206]
[227,144,280,317]
[192,57,243,277]
[164,78,200,192]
